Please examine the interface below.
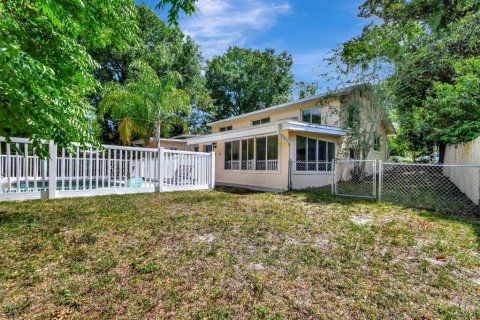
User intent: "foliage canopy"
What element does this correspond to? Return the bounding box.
[332,0,480,157]
[206,47,294,120]
[0,0,199,155]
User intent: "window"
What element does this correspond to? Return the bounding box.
[301,106,321,125]
[349,149,356,159]
[374,134,381,152]
[219,126,232,132]
[224,141,240,169]
[296,135,335,171]
[252,117,270,126]
[224,135,278,171]
[241,139,254,170]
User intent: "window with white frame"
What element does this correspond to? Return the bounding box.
[224,135,278,171]
[296,136,335,171]
[301,106,321,125]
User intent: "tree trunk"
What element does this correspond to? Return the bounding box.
[438,142,446,164]
[154,117,161,148]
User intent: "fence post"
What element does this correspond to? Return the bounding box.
[158,147,164,192]
[48,141,57,199]
[209,152,215,189]
[378,160,383,201]
[331,158,336,195]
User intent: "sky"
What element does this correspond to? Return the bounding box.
[141,0,366,90]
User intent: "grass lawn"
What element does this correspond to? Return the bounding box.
[1,188,480,319]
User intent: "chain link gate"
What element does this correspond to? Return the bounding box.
[332,160,377,199]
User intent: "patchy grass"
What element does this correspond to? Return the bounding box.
[1,187,480,319]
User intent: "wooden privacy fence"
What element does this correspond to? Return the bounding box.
[0,137,215,201]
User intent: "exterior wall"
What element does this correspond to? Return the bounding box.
[338,87,390,162]
[365,122,388,162]
[444,137,480,205]
[211,98,341,133]
[147,139,198,151]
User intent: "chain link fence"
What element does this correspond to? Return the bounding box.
[333,160,376,198]
[380,163,480,214]
[331,160,480,214]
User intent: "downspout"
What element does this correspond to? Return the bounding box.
[278,125,292,190]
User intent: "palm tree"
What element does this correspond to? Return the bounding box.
[99,60,190,146]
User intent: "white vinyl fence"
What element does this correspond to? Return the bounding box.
[0,137,215,201]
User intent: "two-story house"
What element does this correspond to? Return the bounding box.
[187,86,395,191]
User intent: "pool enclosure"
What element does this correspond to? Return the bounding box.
[0,137,215,201]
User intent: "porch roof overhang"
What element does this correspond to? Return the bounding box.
[186,120,346,145]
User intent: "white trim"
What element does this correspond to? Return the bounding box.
[293,170,332,175]
[186,120,346,145]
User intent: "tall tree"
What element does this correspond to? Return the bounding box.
[99,60,190,146]
[292,81,319,100]
[206,47,294,120]
[0,0,198,155]
[90,4,212,141]
[330,0,480,160]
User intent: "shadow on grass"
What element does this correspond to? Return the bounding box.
[289,186,480,251]
[214,186,265,195]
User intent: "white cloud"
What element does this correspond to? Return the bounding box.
[181,0,291,58]
[291,49,334,85]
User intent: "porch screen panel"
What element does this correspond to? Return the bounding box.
[328,142,335,171]
[248,139,254,161]
[241,139,255,170]
[225,141,232,169]
[231,140,240,170]
[296,136,306,171]
[307,138,317,170]
[241,140,247,170]
[256,137,267,170]
[296,135,335,172]
[318,140,327,171]
[267,135,278,171]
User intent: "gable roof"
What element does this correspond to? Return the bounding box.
[207,85,362,127]
[187,119,347,145]
[208,84,396,135]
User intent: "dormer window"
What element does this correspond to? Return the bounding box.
[252,117,270,126]
[219,125,232,132]
[301,106,321,125]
